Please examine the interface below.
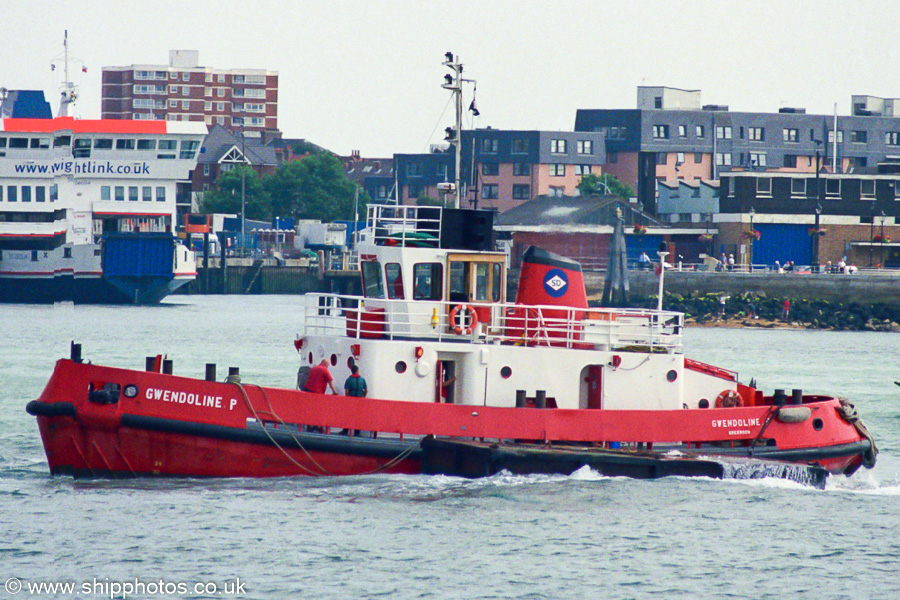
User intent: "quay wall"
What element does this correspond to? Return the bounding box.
[584,270,900,307]
[180,263,900,309]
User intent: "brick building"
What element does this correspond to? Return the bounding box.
[102,50,278,134]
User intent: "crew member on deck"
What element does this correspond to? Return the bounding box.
[343,364,368,397]
[304,359,338,394]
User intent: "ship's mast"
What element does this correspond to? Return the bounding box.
[57,30,78,117]
[441,53,476,209]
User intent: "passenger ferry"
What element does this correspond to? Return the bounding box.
[0,88,203,303]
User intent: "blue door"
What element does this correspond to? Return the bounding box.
[753,224,811,267]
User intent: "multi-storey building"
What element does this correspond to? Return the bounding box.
[718,168,900,268]
[102,50,278,134]
[575,86,900,215]
[389,129,608,211]
[343,151,394,204]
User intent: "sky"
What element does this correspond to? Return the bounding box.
[3,0,900,157]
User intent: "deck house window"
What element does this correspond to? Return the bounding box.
[385,263,404,299]
[413,263,443,300]
[361,261,385,299]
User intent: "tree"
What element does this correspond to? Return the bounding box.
[267,153,368,223]
[201,165,272,220]
[577,173,635,201]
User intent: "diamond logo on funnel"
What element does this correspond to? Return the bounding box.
[543,268,568,297]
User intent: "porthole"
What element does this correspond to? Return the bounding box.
[500,366,512,379]
[395,361,407,374]
[331,354,338,367]
[347,356,355,369]
[666,370,678,382]
[812,418,824,431]
[698,399,709,409]
[308,352,313,365]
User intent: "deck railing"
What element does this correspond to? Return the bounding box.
[301,294,683,353]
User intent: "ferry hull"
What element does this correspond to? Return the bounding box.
[0,273,192,305]
[26,358,874,481]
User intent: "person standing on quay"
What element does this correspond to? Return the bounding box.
[782,299,791,321]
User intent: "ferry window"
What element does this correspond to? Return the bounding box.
[475,263,491,301]
[0,138,6,148]
[10,138,28,149]
[8,186,17,202]
[449,261,470,302]
[101,186,111,201]
[385,263,404,299]
[31,138,50,149]
[492,263,502,302]
[73,139,91,157]
[361,261,385,299]
[50,185,58,202]
[158,140,177,150]
[128,186,139,202]
[35,187,45,203]
[142,187,152,202]
[413,263,443,300]
[21,187,31,203]
[0,186,3,200]
[94,139,113,149]
[180,140,200,159]
[115,186,125,201]
[156,187,166,201]
[117,139,136,150]
[53,135,71,147]
[137,139,156,150]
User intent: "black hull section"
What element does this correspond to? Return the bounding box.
[420,438,832,488]
[0,275,190,305]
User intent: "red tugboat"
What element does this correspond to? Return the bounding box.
[26,52,876,486]
[27,202,876,486]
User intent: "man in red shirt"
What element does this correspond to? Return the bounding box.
[303,359,338,394]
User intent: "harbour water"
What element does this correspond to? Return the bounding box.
[2,296,899,599]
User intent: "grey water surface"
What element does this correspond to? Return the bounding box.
[1,296,898,600]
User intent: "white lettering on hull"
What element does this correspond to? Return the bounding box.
[145,387,233,410]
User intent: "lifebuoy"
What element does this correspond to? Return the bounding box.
[715,389,744,408]
[449,303,479,335]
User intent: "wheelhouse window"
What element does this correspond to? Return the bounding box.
[449,261,470,302]
[361,261,385,298]
[413,263,443,300]
[385,263,404,299]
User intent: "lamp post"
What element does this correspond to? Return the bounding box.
[240,124,246,256]
[880,210,886,267]
[813,140,822,272]
[748,207,755,271]
[869,207,875,267]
